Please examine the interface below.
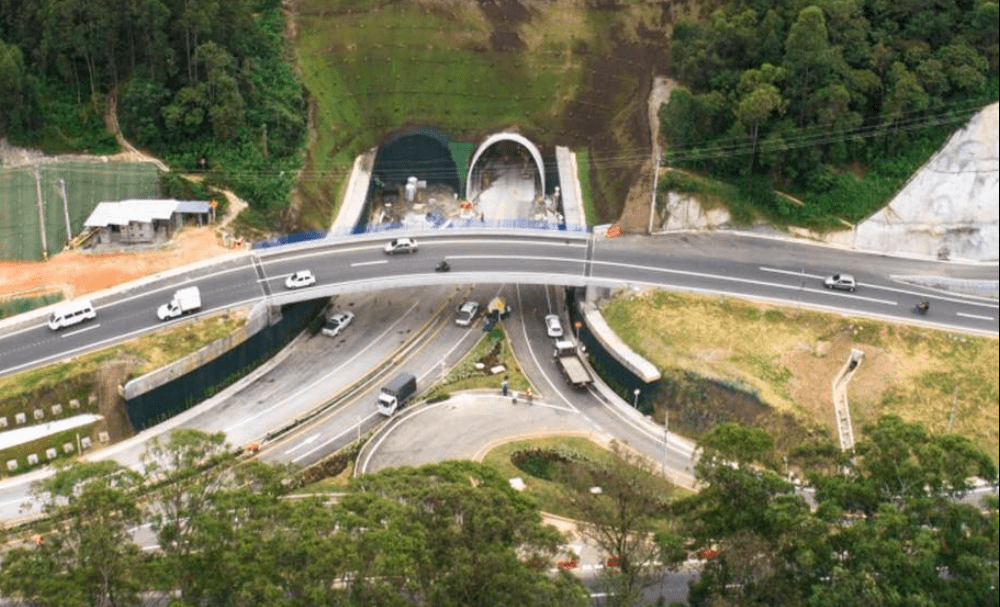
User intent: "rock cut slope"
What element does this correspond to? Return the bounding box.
[848,103,999,262]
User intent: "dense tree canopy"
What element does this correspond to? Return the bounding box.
[0,432,588,607]
[681,417,999,607]
[0,0,303,218]
[662,0,998,220]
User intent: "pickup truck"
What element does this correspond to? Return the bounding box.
[553,339,592,388]
[157,286,202,320]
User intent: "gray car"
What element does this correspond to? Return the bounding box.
[824,274,857,292]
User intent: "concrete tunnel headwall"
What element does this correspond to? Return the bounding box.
[373,128,462,197]
[466,132,545,201]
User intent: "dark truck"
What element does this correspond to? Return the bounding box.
[376,372,417,416]
[553,339,593,388]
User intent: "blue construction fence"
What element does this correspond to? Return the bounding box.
[252,231,327,249]
[251,221,591,248]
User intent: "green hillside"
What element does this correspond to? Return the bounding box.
[293,0,670,227]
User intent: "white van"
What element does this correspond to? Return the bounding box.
[47,300,97,331]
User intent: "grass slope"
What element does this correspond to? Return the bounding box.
[292,0,667,227]
[601,290,999,462]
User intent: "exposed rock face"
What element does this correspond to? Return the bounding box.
[850,103,999,262]
[661,192,731,231]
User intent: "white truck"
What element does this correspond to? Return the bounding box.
[376,372,417,416]
[553,339,593,388]
[157,286,202,321]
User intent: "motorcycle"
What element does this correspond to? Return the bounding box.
[912,301,930,316]
[435,260,450,272]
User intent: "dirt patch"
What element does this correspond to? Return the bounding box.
[95,358,140,442]
[0,226,234,300]
[619,75,679,231]
[564,29,668,224]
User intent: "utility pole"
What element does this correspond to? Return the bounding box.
[59,178,72,243]
[647,153,661,234]
[34,165,48,260]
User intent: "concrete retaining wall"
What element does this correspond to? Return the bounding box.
[120,301,271,400]
[555,146,586,229]
[580,298,661,384]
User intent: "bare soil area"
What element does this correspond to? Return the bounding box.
[0,226,234,300]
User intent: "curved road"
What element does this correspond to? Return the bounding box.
[0,231,995,523]
[2,231,996,377]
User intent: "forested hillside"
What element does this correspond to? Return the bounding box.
[3,0,997,232]
[0,0,304,227]
[660,0,998,227]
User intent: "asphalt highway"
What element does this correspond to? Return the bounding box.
[0,231,995,526]
[2,231,996,377]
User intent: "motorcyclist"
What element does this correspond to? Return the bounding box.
[435,260,450,272]
[917,301,929,314]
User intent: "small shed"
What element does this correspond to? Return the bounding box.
[84,199,212,245]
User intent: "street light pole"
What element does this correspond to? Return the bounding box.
[662,408,669,477]
[633,388,640,409]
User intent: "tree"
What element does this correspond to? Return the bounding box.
[816,415,998,512]
[341,461,589,607]
[140,428,232,603]
[0,37,40,140]
[560,442,682,607]
[882,62,929,129]
[0,461,145,607]
[783,6,835,115]
[686,418,999,606]
[735,83,786,171]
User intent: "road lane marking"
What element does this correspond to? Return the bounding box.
[284,433,320,454]
[61,324,101,337]
[762,266,999,309]
[293,412,378,464]
[256,236,588,269]
[350,260,388,267]
[595,260,898,306]
[223,300,422,433]
[760,266,823,279]
[957,312,994,321]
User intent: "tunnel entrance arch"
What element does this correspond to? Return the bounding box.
[466,132,545,201]
[373,128,462,197]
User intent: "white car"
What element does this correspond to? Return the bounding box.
[285,270,317,289]
[544,314,564,338]
[455,301,480,327]
[384,237,418,255]
[322,311,355,337]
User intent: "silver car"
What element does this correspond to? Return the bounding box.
[322,311,355,337]
[824,274,857,292]
[384,237,418,255]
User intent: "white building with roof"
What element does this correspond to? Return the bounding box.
[84,199,213,245]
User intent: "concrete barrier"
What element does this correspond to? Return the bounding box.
[120,301,270,400]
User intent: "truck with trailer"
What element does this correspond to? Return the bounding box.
[553,339,593,388]
[157,286,202,320]
[376,372,418,416]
